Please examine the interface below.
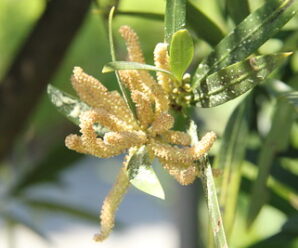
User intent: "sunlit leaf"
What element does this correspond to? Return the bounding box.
[47,85,108,136]
[192,0,298,88]
[187,121,228,248]
[226,0,250,25]
[214,95,252,239]
[126,146,165,199]
[102,61,173,76]
[247,99,296,227]
[186,1,225,46]
[195,53,290,107]
[169,29,194,81]
[165,0,186,43]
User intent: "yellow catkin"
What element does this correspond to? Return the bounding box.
[72,67,136,127]
[150,112,174,135]
[103,131,147,148]
[190,131,217,160]
[93,166,130,242]
[119,25,145,63]
[131,90,154,128]
[65,134,86,154]
[162,130,191,146]
[79,111,128,158]
[148,141,194,164]
[118,25,169,114]
[154,43,172,93]
[163,163,199,185]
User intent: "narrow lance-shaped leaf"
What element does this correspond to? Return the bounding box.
[169,29,194,81]
[187,121,229,248]
[226,0,250,25]
[214,96,252,240]
[186,1,225,46]
[108,7,137,119]
[0,208,49,240]
[247,99,296,227]
[195,53,290,108]
[165,0,186,43]
[47,85,108,136]
[102,61,173,76]
[192,0,298,88]
[126,146,165,199]
[24,198,99,223]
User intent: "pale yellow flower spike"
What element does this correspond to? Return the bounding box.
[93,165,130,242]
[154,43,173,94]
[104,131,147,148]
[72,67,137,127]
[65,134,87,154]
[189,131,217,160]
[79,111,130,158]
[162,130,191,146]
[164,164,199,185]
[150,112,174,135]
[118,25,169,115]
[118,25,145,63]
[131,90,154,128]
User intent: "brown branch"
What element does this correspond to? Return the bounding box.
[0,0,92,162]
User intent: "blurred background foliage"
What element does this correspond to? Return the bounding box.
[0,0,297,248]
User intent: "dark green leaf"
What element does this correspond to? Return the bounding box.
[169,29,194,81]
[247,216,298,248]
[7,144,82,195]
[108,7,137,119]
[165,0,186,43]
[24,198,98,223]
[226,0,250,25]
[241,176,297,217]
[195,53,290,107]
[102,61,173,76]
[214,95,252,239]
[115,10,164,21]
[186,1,225,46]
[282,91,298,112]
[192,0,298,88]
[47,85,108,136]
[0,208,49,240]
[126,146,165,199]
[247,98,296,227]
[187,121,228,248]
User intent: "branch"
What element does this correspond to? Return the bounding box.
[0,0,92,162]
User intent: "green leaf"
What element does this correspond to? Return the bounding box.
[47,85,108,136]
[226,0,250,25]
[241,176,297,217]
[282,91,298,112]
[186,1,225,46]
[214,95,252,240]
[247,216,298,248]
[187,121,228,248]
[24,198,98,223]
[7,144,82,195]
[126,146,165,199]
[169,29,194,81]
[195,53,290,108]
[165,0,186,43]
[108,7,137,119]
[247,98,296,227]
[192,0,298,88]
[102,61,173,76]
